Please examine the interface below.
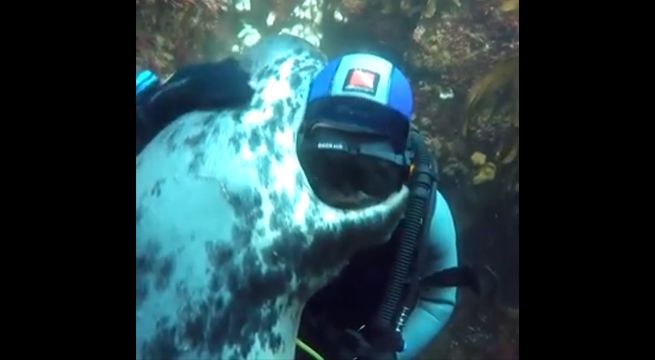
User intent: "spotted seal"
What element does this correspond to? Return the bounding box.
[136,34,409,360]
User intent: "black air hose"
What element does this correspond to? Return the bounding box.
[373,130,437,336]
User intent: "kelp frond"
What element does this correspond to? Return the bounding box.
[466,56,518,111]
[463,55,518,136]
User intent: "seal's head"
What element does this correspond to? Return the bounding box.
[136,35,408,360]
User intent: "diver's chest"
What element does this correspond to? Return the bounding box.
[327,231,400,300]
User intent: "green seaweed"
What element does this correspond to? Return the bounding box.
[463,55,518,165]
[501,0,519,13]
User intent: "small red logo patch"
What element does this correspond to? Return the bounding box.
[343,68,380,95]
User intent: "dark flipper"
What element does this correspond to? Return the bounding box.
[420,265,500,303]
[136,57,255,154]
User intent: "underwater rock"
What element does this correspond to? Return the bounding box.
[470,151,487,166]
[472,162,496,185]
[418,291,519,360]
[137,0,329,76]
[136,0,234,76]
[405,0,519,92]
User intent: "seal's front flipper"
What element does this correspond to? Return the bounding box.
[136,58,255,154]
[420,265,500,304]
[160,58,255,110]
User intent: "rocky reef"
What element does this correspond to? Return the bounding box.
[420,291,519,360]
[136,0,328,77]
[136,0,519,358]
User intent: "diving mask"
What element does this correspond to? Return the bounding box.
[298,124,409,208]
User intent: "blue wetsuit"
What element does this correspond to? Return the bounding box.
[398,190,457,359]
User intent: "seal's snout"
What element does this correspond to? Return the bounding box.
[317,185,409,254]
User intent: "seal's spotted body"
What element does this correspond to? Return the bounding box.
[136,35,408,359]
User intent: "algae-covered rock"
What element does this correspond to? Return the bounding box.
[405,0,519,92]
[468,149,498,186]
[337,0,401,17]
[470,151,487,166]
[136,0,234,76]
[419,292,519,360]
[340,0,368,16]
[473,162,496,185]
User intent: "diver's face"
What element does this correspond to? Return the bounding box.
[302,149,405,209]
[297,121,407,209]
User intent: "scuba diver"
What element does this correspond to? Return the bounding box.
[294,53,459,360]
[136,50,480,360]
